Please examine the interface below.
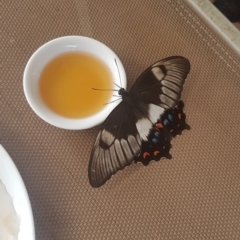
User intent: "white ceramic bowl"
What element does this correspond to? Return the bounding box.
[23,36,126,130]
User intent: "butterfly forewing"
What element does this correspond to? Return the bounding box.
[131,56,190,109]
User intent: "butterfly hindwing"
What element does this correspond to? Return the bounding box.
[135,100,190,165]
[89,56,190,188]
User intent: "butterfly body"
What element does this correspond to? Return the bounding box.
[88,56,190,188]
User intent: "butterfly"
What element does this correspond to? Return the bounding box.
[88,56,190,188]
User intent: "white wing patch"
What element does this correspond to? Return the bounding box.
[101,129,115,147]
[128,135,140,154]
[160,94,176,108]
[148,104,164,123]
[121,139,134,159]
[162,86,179,100]
[151,66,165,81]
[136,118,152,141]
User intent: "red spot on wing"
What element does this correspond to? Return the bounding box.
[178,113,182,119]
[143,152,150,159]
[156,123,163,129]
[154,151,160,156]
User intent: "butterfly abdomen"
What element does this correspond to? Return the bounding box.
[134,100,189,165]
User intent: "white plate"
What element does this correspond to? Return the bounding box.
[0,145,35,240]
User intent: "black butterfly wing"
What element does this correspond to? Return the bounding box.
[130,56,190,109]
[88,101,142,188]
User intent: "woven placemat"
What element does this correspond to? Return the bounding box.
[2,0,240,239]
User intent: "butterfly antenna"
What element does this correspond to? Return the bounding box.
[92,88,118,91]
[114,58,122,88]
[113,83,121,89]
[104,98,122,105]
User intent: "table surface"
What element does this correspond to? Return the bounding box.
[2,0,240,239]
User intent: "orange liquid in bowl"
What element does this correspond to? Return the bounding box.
[39,52,113,118]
